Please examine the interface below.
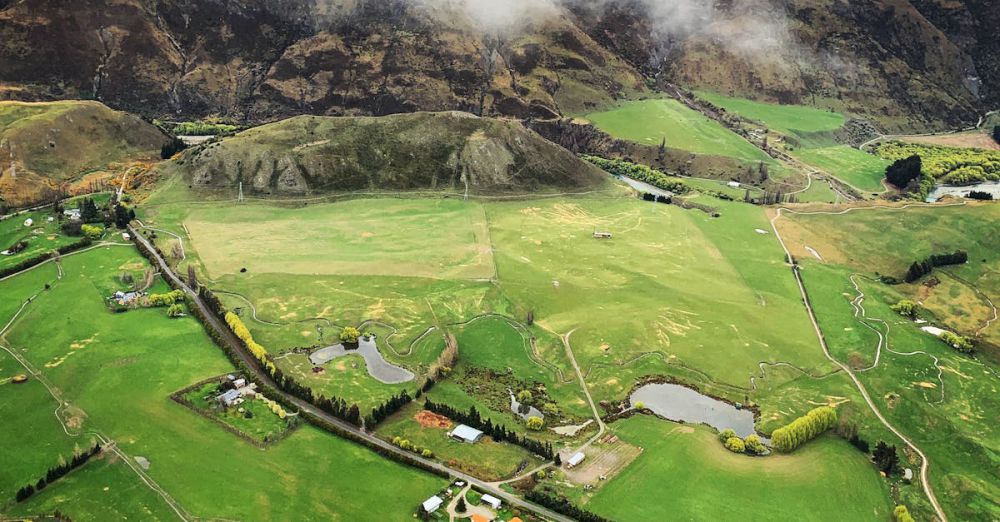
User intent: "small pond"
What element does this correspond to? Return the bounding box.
[309,337,414,384]
[509,389,544,420]
[926,180,1000,202]
[631,383,762,439]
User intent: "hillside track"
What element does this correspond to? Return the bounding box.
[770,205,953,522]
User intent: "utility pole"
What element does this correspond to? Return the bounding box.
[238,181,244,203]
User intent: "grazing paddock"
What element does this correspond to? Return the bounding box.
[185,198,495,279]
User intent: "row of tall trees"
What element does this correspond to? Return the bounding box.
[14,443,102,503]
[423,399,554,459]
[904,250,968,282]
[366,389,412,427]
[770,406,838,452]
[525,489,610,522]
[582,155,690,195]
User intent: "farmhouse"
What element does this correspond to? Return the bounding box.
[566,451,586,468]
[449,424,484,443]
[422,495,443,513]
[593,231,613,239]
[218,388,242,407]
[481,493,502,510]
[64,208,81,220]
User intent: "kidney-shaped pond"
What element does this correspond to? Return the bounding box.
[631,383,761,439]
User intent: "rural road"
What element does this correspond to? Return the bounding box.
[129,225,576,522]
[769,206,949,522]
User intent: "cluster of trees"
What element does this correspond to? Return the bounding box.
[873,440,899,474]
[904,250,968,282]
[877,142,1000,185]
[147,289,185,307]
[893,505,915,522]
[366,389,412,427]
[80,224,103,239]
[770,406,837,453]
[314,394,362,426]
[15,443,102,503]
[582,155,690,195]
[391,436,434,458]
[224,312,277,375]
[718,429,767,455]
[76,198,101,223]
[884,155,923,189]
[756,190,797,205]
[260,396,288,419]
[170,121,238,136]
[339,326,361,345]
[641,192,671,204]
[525,489,610,522]
[161,137,187,159]
[940,331,975,354]
[423,399,554,459]
[427,332,458,383]
[994,125,1000,145]
[968,190,994,200]
[890,299,919,318]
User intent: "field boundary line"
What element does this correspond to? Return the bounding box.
[771,206,948,522]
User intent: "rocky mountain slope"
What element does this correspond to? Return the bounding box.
[0,100,166,208]
[0,0,994,131]
[161,111,608,195]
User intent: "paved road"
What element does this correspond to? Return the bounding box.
[129,225,575,522]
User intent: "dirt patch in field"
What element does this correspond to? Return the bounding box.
[563,435,643,486]
[414,409,452,429]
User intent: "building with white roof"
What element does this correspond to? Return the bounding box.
[449,424,484,444]
[422,495,443,513]
[566,451,586,468]
[481,493,502,510]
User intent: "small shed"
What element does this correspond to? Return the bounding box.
[903,468,913,482]
[566,451,586,468]
[592,231,612,239]
[450,424,484,444]
[727,181,741,188]
[422,495,443,513]
[481,493,502,510]
[121,232,131,241]
[23,218,33,227]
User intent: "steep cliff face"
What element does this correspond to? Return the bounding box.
[0,0,993,131]
[161,111,608,195]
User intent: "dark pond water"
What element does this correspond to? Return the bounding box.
[309,338,414,384]
[631,383,760,438]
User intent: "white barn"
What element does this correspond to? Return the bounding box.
[422,495,443,513]
[450,424,484,444]
[481,493,502,510]
[566,451,586,468]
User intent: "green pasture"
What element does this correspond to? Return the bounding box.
[587,416,892,521]
[584,98,772,162]
[696,91,846,135]
[800,261,1000,521]
[0,246,443,521]
[0,209,79,271]
[794,146,889,193]
[181,382,294,442]
[184,198,495,280]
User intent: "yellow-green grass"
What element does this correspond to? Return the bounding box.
[695,92,890,193]
[696,91,846,135]
[6,457,180,521]
[276,351,411,413]
[0,208,80,271]
[776,203,999,344]
[486,197,833,403]
[586,416,892,521]
[794,146,889,193]
[584,99,772,163]
[184,198,495,280]
[794,177,840,204]
[800,261,1000,521]
[0,246,443,520]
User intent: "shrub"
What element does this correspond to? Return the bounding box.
[339,326,361,344]
[526,416,544,430]
[582,155,690,195]
[885,155,922,189]
[718,428,737,443]
[770,406,837,452]
[166,303,184,317]
[893,505,915,522]
[81,224,103,239]
[890,300,918,318]
[724,437,746,453]
[633,401,645,410]
[744,434,766,455]
[940,331,974,353]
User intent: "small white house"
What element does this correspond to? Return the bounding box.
[23,218,33,227]
[218,389,241,407]
[121,232,131,241]
[422,495,443,513]
[566,451,586,468]
[64,208,81,220]
[903,468,914,482]
[727,181,741,188]
[481,494,502,510]
[450,424,484,444]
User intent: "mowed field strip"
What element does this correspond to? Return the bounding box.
[185,198,495,280]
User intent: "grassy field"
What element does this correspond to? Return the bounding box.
[0,245,443,520]
[776,204,1000,520]
[181,381,295,443]
[584,99,772,162]
[0,194,112,271]
[185,198,495,280]
[696,92,889,193]
[586,416,892,521]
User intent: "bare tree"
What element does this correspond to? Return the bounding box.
[187,264,198,289]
